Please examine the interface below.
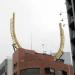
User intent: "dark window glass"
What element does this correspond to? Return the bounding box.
[14,72,17,75]
[66,0,71,5]
[20,68,40,75]
[13,63,17,69]
[57,71,67,75]
[45,67,55,75]
[0,66,6,74]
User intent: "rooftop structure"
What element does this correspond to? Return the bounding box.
[10,13,74,75]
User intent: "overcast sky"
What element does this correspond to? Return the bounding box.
[0,0,72,63]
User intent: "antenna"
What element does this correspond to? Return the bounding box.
[30,32,32,50]
[42,44,46,54]
[42,44,44,53]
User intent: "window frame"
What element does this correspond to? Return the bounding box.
[45,67,55,75]
[20,68,40,75]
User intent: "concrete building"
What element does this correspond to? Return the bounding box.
[0,58,13,75]
[66,0,75,74]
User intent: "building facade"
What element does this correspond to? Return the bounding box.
[61,52,73,65]
[0,58,13,75]
[66,0,75,74]
[13,48,73,75]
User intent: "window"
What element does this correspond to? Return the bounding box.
[13,63,17,69]
[73,31,75,38]
[67,0,72,5]
[2,72,6,75]
[56,70,67,75]
[14,72,17,75]
[20,68,40,75]
[45,67,55,75]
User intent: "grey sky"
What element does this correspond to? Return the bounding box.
[0,0,72,63]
